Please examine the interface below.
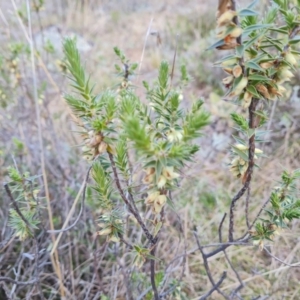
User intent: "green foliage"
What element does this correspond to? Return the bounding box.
[9,209,39,240]
[63,38,93,102]
[63,38,210,248]
[251,169,300,247]
[97,209,124,242]
[91,161,114,210]
[6,167,41,240]
[231,112,249,131]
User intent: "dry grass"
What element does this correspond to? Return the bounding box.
[1,0,300,299]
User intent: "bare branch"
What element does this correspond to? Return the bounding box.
[229,98,259,241]
[150,246,159,300]
[199,271,227,300]
[108,153,156,244]
[263,247,300,268]
[4,183,43,298]
[193,230,229,300]
[0,277,37,286]
[245,186,251,229]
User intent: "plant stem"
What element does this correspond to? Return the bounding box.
[150,247,159,300]
[108,153,156,244]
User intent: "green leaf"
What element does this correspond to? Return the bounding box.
[232,146,249,161]
[247,0,259,9]
[230,113,249,131]
[153,222,162,237]
[238,9,258,17]
[248,74,271,81]
[243,31,265,49]
[243,24,273,35]
[236,45,244,57]
[245,61,265,72]
[206,39,225,51]
[289,35,300,45]
[246,85,261,98]
[247,128,256,138]
[269,27,289,34]
[158,61,169,90]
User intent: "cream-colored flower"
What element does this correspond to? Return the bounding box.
[97,227,112,236]
[98,142,107,154]
[230,27,243,38]
[222,75,234,85]
[157,175,167,188]
[143,167,155,184]
[109,235,120,242]
[232,65,242,78]
[228,77,248,98]
[276,67,294,84]
[285,51,297,66]
[260,61,273,69]
[217,10,237,27]
[153,195,167,214]
[145,191,160,205]
[167,128,183,142]
[243,91,252,109]
[162,166,180,180]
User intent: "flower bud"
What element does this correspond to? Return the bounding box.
[260,61,273,69]
[221,57,238,67]
[232,65,242,78]
[255,148,263,154]
[234,144,248,151]
[256,84,270,99]
[229,77,248,98]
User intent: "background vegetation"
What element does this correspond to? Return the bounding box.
[1,0,300,299]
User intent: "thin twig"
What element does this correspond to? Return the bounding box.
[193,230,229,300]
[119,235,133,249]
[16,0,65,295]
[4,184,43,298]
[199,272,227,300]
[4,184,34,231]
[263,247,300,267]
[249,197,271,230]
[218,213,227,243]
[150,246,159,300]
[218,214,244,298]
[0,277,37,286]
[229,98,259,241]
[108,153,155,244]
[116,258,134,300]
[170,35,179,87]
[225,250,244,298]
[245,186,251,229]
